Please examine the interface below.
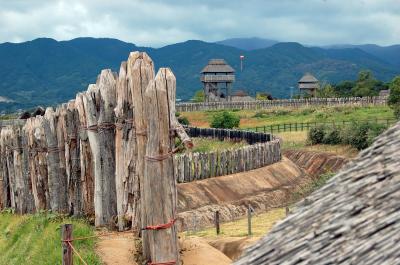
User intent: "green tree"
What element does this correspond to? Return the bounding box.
[388,76,400,119]
[351,70,380,97]
[333,80,354,97]
[317,83,337,98]
[210,111,240,129]
[256,92,273,100]
[192,90,205,102]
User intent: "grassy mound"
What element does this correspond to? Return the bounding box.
[0,211,100,265]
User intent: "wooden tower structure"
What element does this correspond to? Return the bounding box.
[200,59,235,102]
[298,73,319,97]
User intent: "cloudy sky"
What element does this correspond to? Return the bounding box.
[0,0,399,47]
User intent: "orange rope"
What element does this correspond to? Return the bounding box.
[142,218,176,230]
[67,241,88,265]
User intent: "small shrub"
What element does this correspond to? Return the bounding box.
[366,123,387,146]
[346,122,388,150]
[322,128,341,145]
[308,126,326,144]
[272,109,291,116]
[315,111,329,119]
[210,111,240,129]
[394,107,400,120]
[300,108,316,115]
[178,116,190,126]
[253,111,266,118]
[339,126,353,145]
[347,122,370,150]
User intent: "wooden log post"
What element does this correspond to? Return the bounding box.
[129,51,154,258]
[0,127,9,210]
[115,60,137,231]
[142,68,180,265]
[61,224,73,265]
[0,128,15,210]
[247,205,252,236]
[61,101,82,216]
[43,107,68,213]
[215,210,220,235]
[75,93,95,216]
[24,117,49,211]
[11,126,35,213]
[83,70,117,227]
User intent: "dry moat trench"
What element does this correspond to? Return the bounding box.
[96,150,348,265]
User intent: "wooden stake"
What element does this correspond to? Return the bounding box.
[143,68,179,264]
[129,52,154,259]
[61,224,73,265]
[215,210,220,235]
[248,205,252,236]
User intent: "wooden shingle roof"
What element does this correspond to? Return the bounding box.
[298,73,319,83]
[235,121,400,265]
[201,59,235,73]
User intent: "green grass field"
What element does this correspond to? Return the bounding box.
[183,208,286,238]
[183,105,394,129]
[276,131,359,158]
[0,211,100,265]
[187,137,247,153]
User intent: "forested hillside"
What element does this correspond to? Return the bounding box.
[0,37,398,112]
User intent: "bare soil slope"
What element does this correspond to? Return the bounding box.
[176,157,311,230]
[208,237,260,261]
[177,150,348,231]
[283,149,348,177]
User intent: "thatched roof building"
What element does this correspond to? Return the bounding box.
[235,121,400,265]
[201,59,235,73]
[200,59,235,102]
[298,73,319,97]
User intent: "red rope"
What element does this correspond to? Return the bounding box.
[142,218,176,231]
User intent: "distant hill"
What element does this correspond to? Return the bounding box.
[216,37,279,50]
[322,44,400,67]
[0,38,399,112]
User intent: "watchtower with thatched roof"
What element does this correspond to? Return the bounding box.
[298,73,319,97]
[200,59,235,102]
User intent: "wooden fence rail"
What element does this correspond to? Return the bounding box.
[249,118,397,134]
[176,96,388,112]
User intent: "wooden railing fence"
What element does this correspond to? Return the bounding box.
[249,118,397,134]
[176,96,388,112]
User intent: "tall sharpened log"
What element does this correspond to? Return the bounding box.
[115,61,137,230]
[43,107,68,213]
[82,70,117,227]
[129,52,154,246]
[24,117,49,210]
[142,68,180,265]
[75,93,95,216]
[60,101,82,216]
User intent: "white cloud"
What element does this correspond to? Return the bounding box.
[0,0,398,46]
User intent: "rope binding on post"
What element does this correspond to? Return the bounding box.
[141,218,177,231]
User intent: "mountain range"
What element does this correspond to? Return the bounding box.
[0,37,399,112]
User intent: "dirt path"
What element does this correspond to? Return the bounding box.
[96,232,136,265]
[95,232,233,265]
